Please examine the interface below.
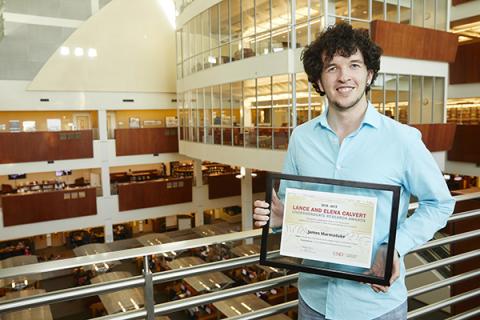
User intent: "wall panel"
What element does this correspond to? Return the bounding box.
[2,187,97,226]
[0,130,94,164]
[118,178,192,211]
[371,20,458,62]
[115,128,179,156]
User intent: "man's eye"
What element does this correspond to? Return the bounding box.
[351,64,361,69]
[326,67,336,72]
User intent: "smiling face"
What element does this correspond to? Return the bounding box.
[317,49,373,113]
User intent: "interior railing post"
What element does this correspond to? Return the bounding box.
[143,255,155,320]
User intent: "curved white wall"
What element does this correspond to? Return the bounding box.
[28,0,177,93]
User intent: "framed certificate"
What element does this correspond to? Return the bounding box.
[260,172,400,286]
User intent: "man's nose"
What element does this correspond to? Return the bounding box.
[338,67,351,82]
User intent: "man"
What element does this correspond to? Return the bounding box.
[253,23,455,320]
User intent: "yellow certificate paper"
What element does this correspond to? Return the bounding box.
[280,188,377,268]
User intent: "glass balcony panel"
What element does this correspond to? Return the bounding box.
[422,76,434,124]
[258,127,272,149]
[220,0,230,44]
[204,87,214,144]
[399,0,411,25]
[271,0,290,49]
[221,83,232,145]
[194,54,202,73]
[370,73,384,115]
[311,93,323,118]
[310,0,323,18]
[222,127,233,145]
[272,74,290,131]
[176,31,182,64]
[296,0,309,47]
[242,36,256,59]
[272,27,290,52]
[433,77,445,123]
[435,0,447,31]
[243,0,255,39]
[195,15,203,56]
[308,17,323,43]
[410,75,422,123]
[398,75,410,124]
[231,0,242,42]
[202,10,210,55]
[385,73,398,120]
[231,40,242,61]
[232,81,243,136]
[233,127,244,146]
[256,0,271,55]
[257,76,272,149]
[210,4,220,48]
[334,0,349,17]
[424,0,436,29]
[412,0,424,27]
[244,126,258,148]
[274,126,289,149]
[351,0,369,20]
[177,64,182,80]
[296,72,309,125]
[372,0,385,20]
[220,44,230,64]
[350,20,370,30]
[386,0,399,22]
[213,127,222,144]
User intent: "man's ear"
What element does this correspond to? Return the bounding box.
[317,79,325,93]
[367,70,374,86]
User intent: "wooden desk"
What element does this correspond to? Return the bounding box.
[213,294,291,319]
[166,257,234,293]
[0,255,41,288]
[90,272,144,314]
[0,289,53,320]
[230,244,260,257]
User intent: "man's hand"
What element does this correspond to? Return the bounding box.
[253,189,284,228]
[365,245,400,293]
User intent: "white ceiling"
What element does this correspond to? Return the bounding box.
[0,0,111,80]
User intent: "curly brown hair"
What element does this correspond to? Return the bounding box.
[301,23,383,96]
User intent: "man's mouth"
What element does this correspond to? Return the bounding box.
[336,87,355,93]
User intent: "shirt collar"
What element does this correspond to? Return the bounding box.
[316,101,381,130]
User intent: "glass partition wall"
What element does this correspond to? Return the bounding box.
[179,73,445,149]
[177,0,449,150]
[176,0,448,79]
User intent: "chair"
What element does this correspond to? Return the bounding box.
[1,184,14,194]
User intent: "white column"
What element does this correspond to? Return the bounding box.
[104,218,113,243]
[241,168,253,232]
[193,159,205,227]
[98,110,111,197]
[98,110,108,141]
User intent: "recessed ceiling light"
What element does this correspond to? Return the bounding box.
[59,46,70,56]
[87,48,97,57]
[74,47,84,57]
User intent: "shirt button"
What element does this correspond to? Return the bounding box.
[336,165,341,170]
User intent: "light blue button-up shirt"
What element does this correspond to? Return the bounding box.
[282,102,455,320]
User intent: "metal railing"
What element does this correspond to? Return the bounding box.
[0,192,479,319]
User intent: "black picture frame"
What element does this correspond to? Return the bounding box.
[260,172,401,286]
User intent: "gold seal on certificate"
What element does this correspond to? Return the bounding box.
[280,188,377,268]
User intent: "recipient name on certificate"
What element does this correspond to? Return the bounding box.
[280,188,377,268]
